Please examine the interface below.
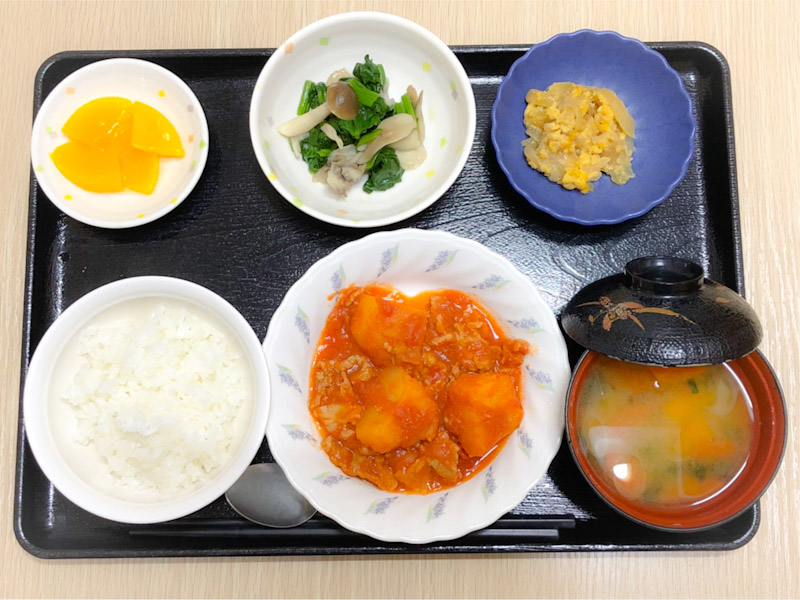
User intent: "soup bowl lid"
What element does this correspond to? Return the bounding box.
[561,257,762,366]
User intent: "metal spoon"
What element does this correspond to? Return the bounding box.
[225,463,316,528]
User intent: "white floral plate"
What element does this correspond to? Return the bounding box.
[263,229,570,543]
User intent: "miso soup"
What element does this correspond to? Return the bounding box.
[576,355,754,506]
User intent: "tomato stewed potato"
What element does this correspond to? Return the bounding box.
[350,292,427,367]
[355,366,438,453]
[309,284,532,494]
[443,373,524,458]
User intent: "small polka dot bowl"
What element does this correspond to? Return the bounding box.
[249,12,476,228]
[31,58,209,229]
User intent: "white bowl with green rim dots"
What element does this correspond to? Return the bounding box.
[31,58,209,229]
[249,12,476,228]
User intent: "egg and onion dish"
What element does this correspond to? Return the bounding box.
[522,82,635,194]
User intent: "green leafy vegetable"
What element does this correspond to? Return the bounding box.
[330,97,391,141]
[347,78,380,107]
[378,64,386,89]
[353,55,385,94]
[688,379,699,394]
[311,82,328,110]
[393,93,416,120]
[300,126,338,173]
[364,147,404,193]
[297,81,315,115]
[356,128,382,147]
[298,81,327,114]
[325,118,356,146]
[293,55,413,191]
[689,461,708,480]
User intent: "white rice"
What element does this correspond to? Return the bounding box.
[63,303,250,497]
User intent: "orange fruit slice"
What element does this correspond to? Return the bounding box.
[53,97,183,194]
[118,145,159,194]
[130,101,185,158]
[51,141,124,193]
[114,109,159,194]
[62,97,132,149]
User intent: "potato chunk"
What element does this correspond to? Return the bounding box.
[355,366,438,453]
[350,291,427,367]
[443,373,523,457]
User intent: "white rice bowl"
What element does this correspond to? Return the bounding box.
[23,277,270,524]
[263,229,570,543]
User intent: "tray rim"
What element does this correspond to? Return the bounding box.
[15,42,754,559]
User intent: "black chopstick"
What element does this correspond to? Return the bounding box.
[128,515,575,542]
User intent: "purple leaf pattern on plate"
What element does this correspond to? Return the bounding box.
[481,466,497,503]
[276,364,302,393]
[282,424,316,443]
[377,244,399,277]
[425,249,458,272]
[517,427,533,458]
[526,366,554,392]
[472,274,509,290]
[295,306,310,343]
[426,493,449,523]
[508,317,543,334]
[365,496,398,515]
[331,265,346,292]
[314,472,347,486]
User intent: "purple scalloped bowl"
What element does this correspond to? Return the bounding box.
[491,30,696,225]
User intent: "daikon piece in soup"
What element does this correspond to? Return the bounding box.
[575,355,754,507]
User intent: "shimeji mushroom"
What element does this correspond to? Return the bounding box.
[276,82,359,136]
[277,103,332,137]
[390,90,426,169]
[326,82,359,120]
[362,113,416,162]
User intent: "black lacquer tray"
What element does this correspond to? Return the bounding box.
[15,44,757,557]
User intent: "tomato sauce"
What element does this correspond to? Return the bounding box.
[309,284,530,494]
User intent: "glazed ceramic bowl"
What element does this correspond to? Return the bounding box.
[565,349,786,531]
[491,30,696,225]
[561,257,785,530]
[31,58,209,228]
[249,12,476,227]
[23,277,270,524]
[263,229,571,543]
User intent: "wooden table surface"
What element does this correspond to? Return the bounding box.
[1,1,798,597]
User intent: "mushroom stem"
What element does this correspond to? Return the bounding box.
[277,103,332,137]
[362,114,416,163]
[406,85,419,105]
[321,123,344,148]
[390,129,422,151]
[414,90,425,143]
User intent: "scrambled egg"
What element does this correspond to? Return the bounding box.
[522,82,635,194]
